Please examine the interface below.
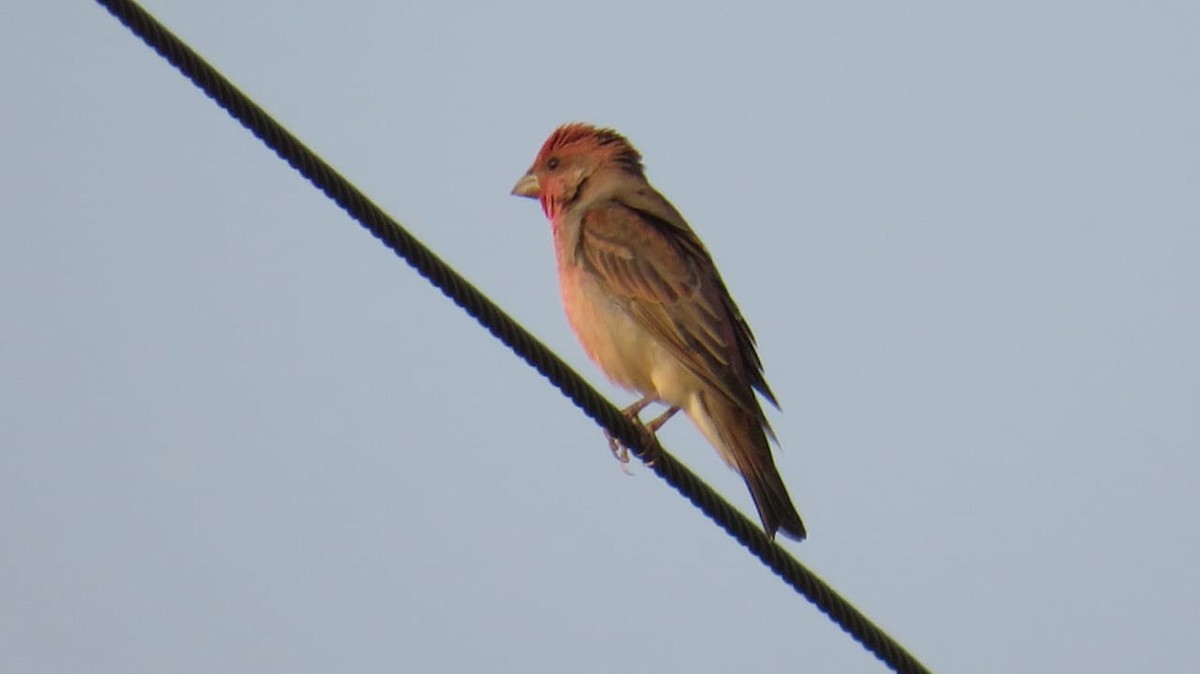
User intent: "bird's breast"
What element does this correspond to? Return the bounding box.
[556,257,699,409]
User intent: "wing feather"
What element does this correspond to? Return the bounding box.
[578,198,764,414]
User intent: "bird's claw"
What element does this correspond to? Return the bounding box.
[604,399,674,473]
[604,427,661,473]
[606,430,634,475]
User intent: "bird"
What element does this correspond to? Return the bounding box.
[511,123,806,541]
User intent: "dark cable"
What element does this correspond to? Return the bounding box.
[92,2,932,672]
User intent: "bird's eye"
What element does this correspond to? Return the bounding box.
[547,157,561,170]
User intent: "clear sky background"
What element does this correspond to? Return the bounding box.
[3,2,1197,672]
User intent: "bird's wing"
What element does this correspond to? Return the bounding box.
[577,193,770,416]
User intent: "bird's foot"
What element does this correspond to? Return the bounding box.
[604,401,677,471]
[606,429,635,475]
[606,429,653,472]
[635,406,679,467]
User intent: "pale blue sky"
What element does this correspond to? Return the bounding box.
[3,2,1198,672]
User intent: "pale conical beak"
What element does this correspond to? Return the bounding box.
[511,173,541,199]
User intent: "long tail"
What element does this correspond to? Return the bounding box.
[687,390,807,540]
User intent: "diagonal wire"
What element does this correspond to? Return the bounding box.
[91,1,933,672]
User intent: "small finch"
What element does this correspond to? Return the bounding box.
[511,123,806,540]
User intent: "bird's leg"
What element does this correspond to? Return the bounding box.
[632,406,679,467]
[606,395,656,466]
[622,396,655,418]
[644,406,680,433]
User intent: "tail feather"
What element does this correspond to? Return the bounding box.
[688,391,806,541]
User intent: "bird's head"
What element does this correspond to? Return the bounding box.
[511,123,644,218]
